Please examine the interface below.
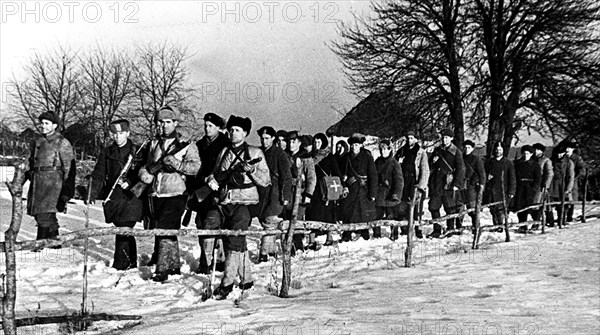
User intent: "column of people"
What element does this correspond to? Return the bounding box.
[25,109,586,299]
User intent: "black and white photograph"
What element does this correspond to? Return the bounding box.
[0,1,599,334]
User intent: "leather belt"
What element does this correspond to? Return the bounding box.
[33,166,60,172]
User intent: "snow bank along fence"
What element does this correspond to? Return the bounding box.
[2,166,599,333]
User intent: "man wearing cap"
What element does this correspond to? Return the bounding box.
[547,145,574,227]
[428,128,465,238]
[25,111,75,247]
[285,131,317,252]
[394,131,429,239]
[483,142,516,231]
[339,133,378,241]
[89,119,143,270]
[513,145,542,230]
[207,115,270,299]
[190,112,229,274]
[532,143,553,228]
[254,126,292,262]
[374,139,404,238]
[138,105,201,282]
[459,140,486,230]
[564,140,586,223]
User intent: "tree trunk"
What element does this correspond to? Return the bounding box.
[280,178,302,298]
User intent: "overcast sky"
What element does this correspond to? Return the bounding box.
[0,0,375,137]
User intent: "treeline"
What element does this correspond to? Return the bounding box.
[5,42,202,156]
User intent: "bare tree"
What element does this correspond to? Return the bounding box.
[9,47,82,132]
[80,47,135,146]
[131,42,196,137]
[332,0,475,144]
[470,0,600,154]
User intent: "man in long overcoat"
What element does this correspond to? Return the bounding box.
[564,140,586,223]
[428,129,465,237]
[26,111,75,246]
[190,112,229,274]
[395,131,429,239]
[460,140,486,229]
[483,142,516,229]
[374,139,403,238]
[340,133,378,241]
[532,143,553,228]
[89,119,143,270]
[547,145,574,227]
[513,145,541,228]
[255,126,292,262]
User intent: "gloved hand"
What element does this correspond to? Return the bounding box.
[84,199,95,205]
[140,170,154,184]
[60,195,70,203]
[302,193,312,205]
[163,155,181,171]
[207,175,220,191]
[342,187,349,198]
[241,161,255,173]
[391,194,399,201]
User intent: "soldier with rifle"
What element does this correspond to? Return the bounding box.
[208,115,270,300]
[189,112,229,275]
[24,111,75,251]
[89,119,144,270]
[137,106,201,282]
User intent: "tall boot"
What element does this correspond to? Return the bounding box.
[196,237,214,274]
[292,234,304,256]
[128,236,138,268]
[390,227,399,241]
[113,235,136,270]
[372,226,382,239]
[152,237,181,282]
[427,223,443,238]
[36,226,50,240]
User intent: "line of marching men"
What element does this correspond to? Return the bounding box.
[23,108,586,299]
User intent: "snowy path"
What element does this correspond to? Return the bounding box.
[2,193,599,334]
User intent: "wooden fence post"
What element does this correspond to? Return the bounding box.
[2,164,26,335]
[404,187,418,267]
[472,186,484,249]
[582,169,588,223]
[280,178,302,298]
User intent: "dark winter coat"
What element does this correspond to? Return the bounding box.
[429,143,465,196]
[90,140,144,223]
[395,143,429,192]
[513,157,542,211]
[463,152,486,204]
[194,132,230,186]
[255,144,293,219]
[26,131,75,216]
[340,148,378,223]
[483,157,516,205]
[567,153,586,201]
[187,132,230,211]
[374,155,403,207]
[549,154,575,201]
[306,148,342,223]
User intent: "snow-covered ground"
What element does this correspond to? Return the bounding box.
[1,185,599,335]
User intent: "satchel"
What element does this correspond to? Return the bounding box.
[320,176,343,201]
[317,165,342,201]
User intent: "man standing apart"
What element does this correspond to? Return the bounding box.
[208,116,270,299]
[26,111,75,246]
[89,119,143,270]
[192,112,229,274]
[138,106,201,282]
[255,126,292,262]
[428,129,465,238]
